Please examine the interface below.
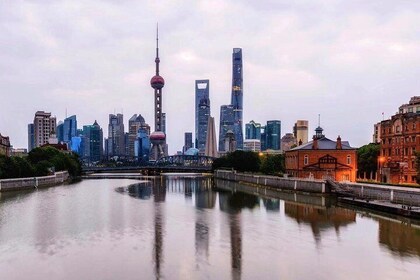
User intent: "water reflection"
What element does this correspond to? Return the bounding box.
[285,203,356,242]
[378,218,420,257]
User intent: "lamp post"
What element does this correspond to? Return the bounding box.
[377,156,385,182]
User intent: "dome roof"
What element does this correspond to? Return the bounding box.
[151,75,165,89]
[185,148,199,156]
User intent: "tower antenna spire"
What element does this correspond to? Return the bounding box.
[318,114,321,127]
[155,22,160,75]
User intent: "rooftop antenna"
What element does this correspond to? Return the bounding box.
[318,114,321,127]
[65,108,67,118]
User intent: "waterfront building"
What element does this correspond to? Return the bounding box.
[373,122,381,144]
[183,132,193,154]
[218,104,234,152]
[82,121,103,163]
[41,130,69,152]
[243,139,261,152]
[27,124,35,152]
[63,115,77,143]
[128,114,150,159]
[195,80,210,154]
[0,133,11,156]
[32,111,57,149]
[379,96,420,184]
[245,120,261,140]
[285,127,357,182]
[293,120,309,144]
[231,48,244,150]
[149,26,167,160]
[107,113,125,157]
[205,116,217,157]
[266,120,281,151]
[281,133,296,152]
[135,128,150,163]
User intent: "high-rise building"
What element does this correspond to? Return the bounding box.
[373,122,381,144]
[266,120,281,150]
[183,132,193,154]
[107,113,125,157]
[218,105,234,152]
[57,121,64,143]
[245,120,261,140]
[293,120,309,145]
[28,124,35,152]
[82,120,103,163]
[128,114,150,159]
[205,116,217,157]
[32,111,57,148]
[135,127,150,163]
[231,48,244,150]
[260,125,266,151]
[224,130,236,153]
[195,80,210,153]
[64,115,77,143]
[149,25,167,160]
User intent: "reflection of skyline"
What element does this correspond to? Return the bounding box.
[285,203,356,242]
[153,177,166,280]
[379,218,420,258]
[230,213,242,280]
[263,199,280,212]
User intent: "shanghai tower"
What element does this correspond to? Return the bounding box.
[231,48,243,149]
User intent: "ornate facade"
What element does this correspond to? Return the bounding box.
[0,133,11,156]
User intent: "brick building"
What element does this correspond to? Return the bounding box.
[285,127,357,182]
[0,133,11,156]
[379,96,420,184]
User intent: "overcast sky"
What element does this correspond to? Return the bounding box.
[1,0,419,153]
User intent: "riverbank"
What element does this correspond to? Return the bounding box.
[0,171,70,192]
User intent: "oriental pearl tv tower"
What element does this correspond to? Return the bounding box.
[149,25,167,160]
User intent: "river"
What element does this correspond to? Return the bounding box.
[0,175,419,279]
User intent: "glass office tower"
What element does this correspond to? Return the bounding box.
[218,104,235,152]
[195,80,210,153]
[230,48,243,149]
[266,120,281,150]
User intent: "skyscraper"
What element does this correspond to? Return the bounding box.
[218,104,234,152]
[183,132,193,154]
[135,127,150,163]
[149,25,167,160]
[195,80,210,153]
[27,124,34,152]
[293,120,309,145]
[57,121,64,143]
[82,120,103,163]
[63,115,77,143]
[205,116,217,157]
[245,120,261,140]
[107,113,125,157]
[266,120,281,150]
[128,114,150,159]
[32,111,57,148]
[231,48,243,150]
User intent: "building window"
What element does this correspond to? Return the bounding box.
[304,155,309,165]
[346,155,351,165]
[408,107,413,113]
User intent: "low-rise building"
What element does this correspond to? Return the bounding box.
[243,139,261,152]
[379,96,420,184]
[285,127,357,182]
[0,133,11,156]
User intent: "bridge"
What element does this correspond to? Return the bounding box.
[82,155,215,174]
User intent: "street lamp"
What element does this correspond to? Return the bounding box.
[377,156,385,182]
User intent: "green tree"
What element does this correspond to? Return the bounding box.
[260,154,285,175]
[212,151,261,172]
[357,143,380,179]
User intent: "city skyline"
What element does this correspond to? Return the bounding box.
[1,1,419,154]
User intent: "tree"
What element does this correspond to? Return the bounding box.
[357,143,380,179]
[212,151,261,172]
[260,154,285,175]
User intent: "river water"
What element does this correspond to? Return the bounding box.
[0,175,419,280]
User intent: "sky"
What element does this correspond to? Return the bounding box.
[1,0,419,154]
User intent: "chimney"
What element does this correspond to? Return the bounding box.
[298,139,302,146]
[312,136,318,149]
[336,135,342,149]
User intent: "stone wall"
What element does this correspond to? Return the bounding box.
[214,170,328,193]
[0,171,69,192]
